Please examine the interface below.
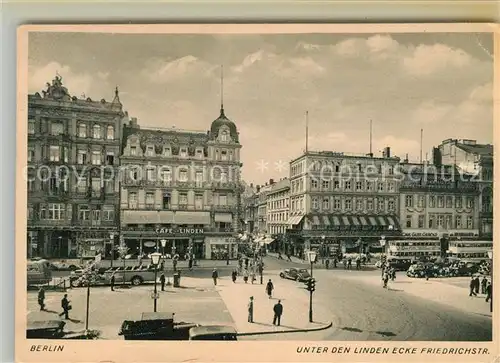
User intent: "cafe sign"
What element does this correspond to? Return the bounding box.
[155,228,204,235]
[402,231,439,237]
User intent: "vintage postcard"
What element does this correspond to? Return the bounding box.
[16,23,498,362]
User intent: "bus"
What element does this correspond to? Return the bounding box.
[27,259,52,286]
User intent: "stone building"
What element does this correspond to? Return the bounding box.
[119,105,243,260]
[256,181,274,235]
[242,183,258,235]
[286,148,402,261]
[266,178,290,251]
[27,75,124,258]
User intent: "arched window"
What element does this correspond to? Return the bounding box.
[93,124,101,139]
[220,130,230,142]
[78,124,87,138]
[107,125,114,140]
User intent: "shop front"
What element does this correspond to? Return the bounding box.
[27,229,79,259]
[205,236,238,260]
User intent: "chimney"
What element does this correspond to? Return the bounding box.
[432,147,442,166]
[130,117,138,127]
[256,185,261,193]
[382,147,391,158]
[269,178,274,185]
[404,153,409,163]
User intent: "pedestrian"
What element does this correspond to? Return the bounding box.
[273,299,283,326]
[188,258,193,270]
[160,261,165,272]
[481,276,488,294]
[382,271,389,289]
[278,252,283,260]
[247,296,254,323]
[243,269,249,283]
[325,259,330,270]
[469,276,477,296]
[110,273,115,291]
[343,259,347,270]
[355,257,361,270]
[485,281,492,302]
[59,294,71,320]
[287,253,292,262]
[266,279,274,299]
[160,272,166,291]
[250,270,256,284]
[212,268,218,286]
[474,276,481,295]
[37,286,45,311]
[391,268,396,281]
[347,257,352,270]
[333,257,337,268]
[173,258,178,272]
[238,258,243,270]
[231,269,238,283]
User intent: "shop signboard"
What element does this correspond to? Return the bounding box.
[155,228,204,235]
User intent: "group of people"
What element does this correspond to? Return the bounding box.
[469,275,493,303]
[37,287,72,320]
[381,265,397,288]
[228,256,264,285]
[247,289,283,326]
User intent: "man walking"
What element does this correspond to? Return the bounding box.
[231,269,237,283]
[469,276,477,296]
[110,273,115,291]
[247,296,254,323]
[59,294,71,320]
[486,281,492,303]
[481,276,488,295]
[37,286,45,311]
[212,268,218,286]
[160,272,166,291]
[273,300,283,326]
[325,259,330,270]
[266,279,274,299]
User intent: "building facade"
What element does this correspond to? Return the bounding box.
[242,184,258,235]
[119,106,243,260]
[266,178,290,236]
[256,181,273,235]
[286,148,402,261]
[27,76,123,258]
[435,139,493,239]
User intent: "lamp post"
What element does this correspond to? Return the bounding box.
[150,252,162,312]
[488,250,493,313]
[109,233,115,268]
[307,250,317,323]
[321,235,326,264]
[379,236,386,270]
[160,239,167,258]
[58,236,62,258]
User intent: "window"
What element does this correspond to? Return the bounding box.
[43,203,65,220]
[366,181,373,191]
[50,122,64,136]
[357,163,362,172]
[219,195,227,206]
[388,199,395,210]
[163,192,171,209]
[92,208,101,223]
[356,181,363,191]
[312,197,319,210]
[130,146,137,156]
[163,147,171,156]
[455,215,462,229]
[179,193,189,205]
[220,130,230,142]
[446,196,453,208]
[179,169,188,182]
[28,206,34,220]
[429,196,436,208]
[78,124,87,138]
[28,120,35,134]
[377,199,385,211]
[129,193,138,209]
[406,215,412,228]
[106,152,115,165]
[146,146,154,157]
[106,126,114,140]
[91,151,101,165]
[103,206,114,221]
[195,194,203,209]
[221,171,228,183]
[334,180,340,190]
[367,199,374,210]
[49,146,60,162]
[418,215,425,228]
[196,149,203,159]
[104,180,114,194]
[428,215,434,228]
[335,164,340,172]
[323,197,330,210]
[146,168,155,182]
[221,150,228,161]
[322,180,330,190]
[311,180,318,189]
[467,197,474,209]
[437,196,444,208]
[416,196,424,208]
[92,124,102,139]
[180,148,187,157]
[78,205,90,221]
[63,147,69,163]
[345,181,351,190]
[160,169,172,184]
[378,182,384,192]
[455,196,463,208]
[28,147,34,162]
[405,195,413,207]
[388,182,395,192]
[77,179,87,193]
[146,192,155,206]
[345,199,352,210]
[445,215,452,229]
[334,199,341,209]
[356,199,363,210]
[437,215,444,227]
[91,178,102,193]
[77,150,87,164]
[195,171,203,187]
[467,216,473,229]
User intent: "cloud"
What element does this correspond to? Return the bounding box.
[28,61,93,96]
[143,55,217,83]
[402,44,473,76]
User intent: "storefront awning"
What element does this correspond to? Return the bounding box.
[123,211,160,224]
[214,213,233,223]
[304,214,400,230]
[287,215,304,226]
[158,211,175,224]
[173,211,211,225]
[262,237,275,245]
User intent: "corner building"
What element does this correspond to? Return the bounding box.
[27,76,123,258]
[119,106,243,260]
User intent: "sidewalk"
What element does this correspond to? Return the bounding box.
[216,274,332,335]
[338,272,492,317]
[267,252,377,270]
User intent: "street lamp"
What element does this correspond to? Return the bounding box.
[321,235,326,264]
[488,250,493,313]
[307,250,318,323]
[109,233,115,268]
[150,252,162,313]
[160,239,167,258]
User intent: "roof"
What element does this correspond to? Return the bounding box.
[456,143,493,157]
[209,107,239,143]
[269,179,290,194]
[189,325,237,336]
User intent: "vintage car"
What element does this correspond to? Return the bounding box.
[279,268,311,282]
[70,264,159,287]
[119,312,199,340]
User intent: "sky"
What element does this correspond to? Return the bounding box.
[28,32,493,185]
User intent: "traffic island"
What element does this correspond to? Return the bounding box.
[237,321,332,337]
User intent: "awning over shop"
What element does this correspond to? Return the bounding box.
[158,211,175,224]
[262,237,275,245]
[173,211,211,225]
[123,211,160,224]
[305,214,400,230]
[287,215,305,226]
[214,213,233,223]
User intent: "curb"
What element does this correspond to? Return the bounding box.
[237,321,333,337]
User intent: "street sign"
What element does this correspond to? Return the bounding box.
[151,292,160,299]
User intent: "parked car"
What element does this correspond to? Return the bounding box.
[119,312,199,340]
[49,261,81,271]
[279,268,311,282]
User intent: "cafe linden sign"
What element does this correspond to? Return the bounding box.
[155,228,204,235]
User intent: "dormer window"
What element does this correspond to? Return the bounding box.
[163,147,171,157]
[220,130,230,142]
[130,146,137,156]
[180,148,187,157]
[196,149,203,159]
[146,146,154,157]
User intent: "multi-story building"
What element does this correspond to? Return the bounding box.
[266,178,290,251]
[393,162,481,260]
[286,148,402,261]
[256,181,273,234]
[119,105,243,260]
[242,183,258,235]
[434,139,493,239]
[27,75,123,258]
